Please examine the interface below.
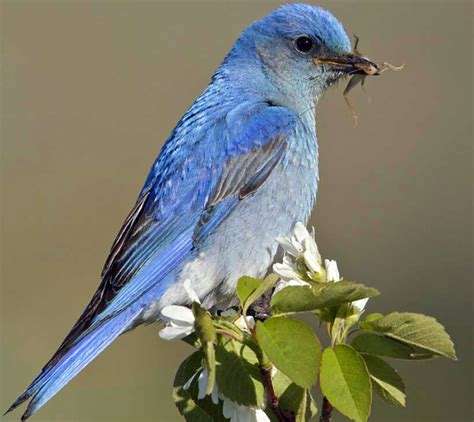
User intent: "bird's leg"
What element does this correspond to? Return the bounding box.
[248,290,272,321]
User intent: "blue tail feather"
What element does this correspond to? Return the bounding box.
[13,307,141,421]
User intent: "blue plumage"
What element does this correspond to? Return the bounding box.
[6,3,378,419]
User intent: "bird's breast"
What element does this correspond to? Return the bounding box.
[148,124,319,318]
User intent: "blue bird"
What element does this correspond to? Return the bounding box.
[6,4,378,420]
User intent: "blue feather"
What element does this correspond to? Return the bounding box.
[20,307,143,420]
[6,2,356,418]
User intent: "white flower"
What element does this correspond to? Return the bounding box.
[303,248,322,274]
[276,222,321,263]
[324,259,341,282]
[273,279,310,295]
[159,279,200,341]
[222,398,270,422]
[197,369,219,404]
[159,305,195,340]
[182,369,198,391]
[234,315,255,332]
[352,297,369,313]
[275,222,322,283]
[183,368,219,404]
[273,256,301,281]
[324,259,369,312]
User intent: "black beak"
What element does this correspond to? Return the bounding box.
[314,52,380,76]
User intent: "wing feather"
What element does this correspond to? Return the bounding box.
[41,104,296,367]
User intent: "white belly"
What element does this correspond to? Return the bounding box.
[140,153,318,323]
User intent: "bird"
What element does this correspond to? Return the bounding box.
[6,3,378,420]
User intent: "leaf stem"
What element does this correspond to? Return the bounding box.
[319,396,333,422]
[215,329,243,342]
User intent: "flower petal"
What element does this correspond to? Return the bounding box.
[325,259,341,282]
[302,235,321,264]
[183,369,199,391]
[273,262,300,281]
[234,315,255,332]
[159,325,193,341]
[197,369,208,400]
[222,398,237,419]
[276,236,301,257]
[183,279,201,304]
[294,222,310,243]
[352,297,369,313]
[161,305,195,325]
[303,250,322,274]
[211,383,219,405]
[254,409,270,422]
[236,405,252,422]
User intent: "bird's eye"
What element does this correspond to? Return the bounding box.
[295,36,314,54]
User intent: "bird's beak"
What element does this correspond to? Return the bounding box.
[314,52,380,76]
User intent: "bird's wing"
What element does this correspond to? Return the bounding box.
[48,103,296,363]
[7,102,298,417]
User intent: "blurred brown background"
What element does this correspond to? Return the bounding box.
[1,1,472,421]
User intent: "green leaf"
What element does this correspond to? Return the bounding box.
[215,338,265,407]
[271,281,379,316]
[237,276,261,307]
[255,317,321,389]
[271,370,318,422]
[352,332,432,360]
[320,345,372,422]
[362,354,406,407]
[360,313,384,328]
[360,312,456,359]
[173,352,226,422]
[237,274,278,315]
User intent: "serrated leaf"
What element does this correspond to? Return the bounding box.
[271,370,318,422]
[173,352,226,422]
[271,281,379,316]
[352,332,432,360]
[360,313,384,327]
[320,345,372,422]
[255,317,321,389]
[361,312,456,359]
[215,339,265,407]
[362,354,406,407]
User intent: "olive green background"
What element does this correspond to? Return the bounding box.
[1,1,472,421]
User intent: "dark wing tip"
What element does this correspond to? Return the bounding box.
[4,392,31,417]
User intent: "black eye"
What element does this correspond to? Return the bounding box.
[295,36,314,53]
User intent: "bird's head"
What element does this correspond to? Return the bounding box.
[224,4,378,111]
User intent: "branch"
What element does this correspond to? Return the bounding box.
[250,289,295,422]
[319,396,333,422]
[260,366,295,422]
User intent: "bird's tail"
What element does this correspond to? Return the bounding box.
[5,307,142,421]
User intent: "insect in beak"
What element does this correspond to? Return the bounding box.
[341,35,404,126]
